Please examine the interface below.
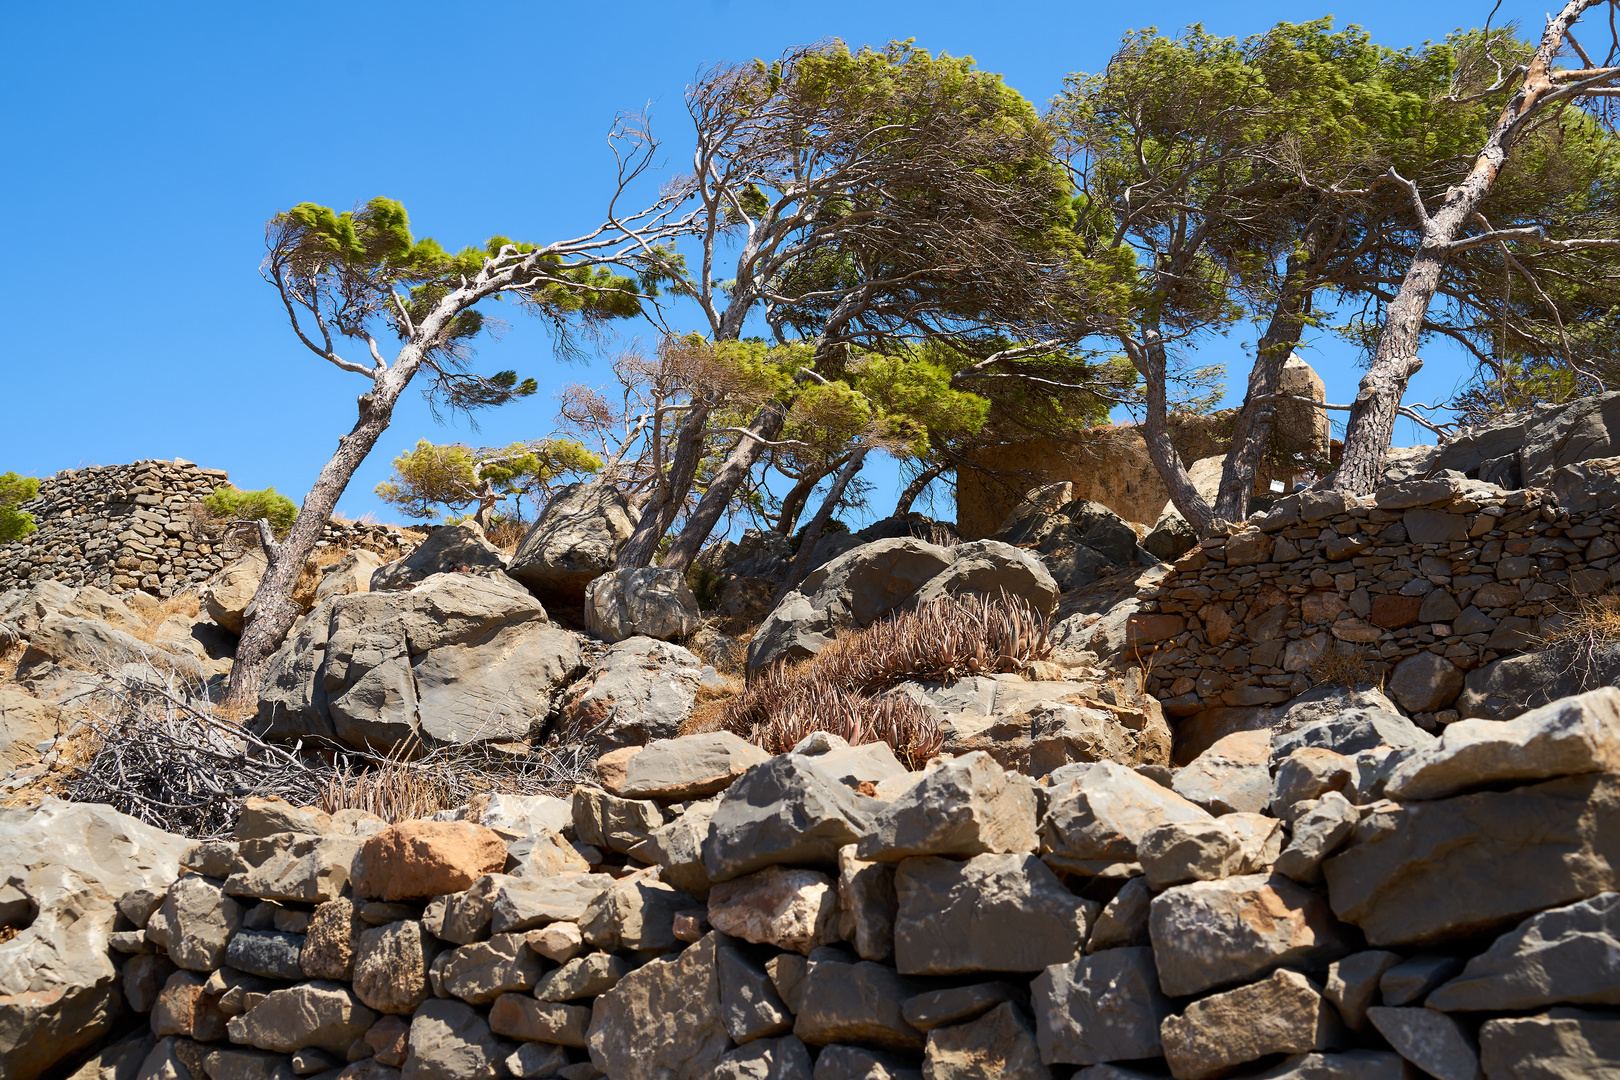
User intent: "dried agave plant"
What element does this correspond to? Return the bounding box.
[722,591,1047,768]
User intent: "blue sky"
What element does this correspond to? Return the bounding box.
[0,1,1546,527]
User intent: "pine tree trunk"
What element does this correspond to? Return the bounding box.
[223,380,403,711]
[894,461,948,517]
[616,406,710,568]
[775,465,833,536]
[773,446,869,604]
[1130,326,1223,537]
[661,402,786,571]
[1333,0,1584,492]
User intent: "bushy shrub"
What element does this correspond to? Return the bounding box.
[0,472,40,543]
[202,485,299,536]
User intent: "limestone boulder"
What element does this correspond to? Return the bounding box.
[227,981,377,1054]
[535,952,629,1002]
[1325,773,1620,947]
[1271,706,1434,761]
[411,620,579,745]
[507,481,639,606]
[626,797,719,897]
[1428,891,1620,1012]
[585,931,730,1080]
[1032,946,1170,1066]
[0,806,193,1075]
[579,872,692,953]
[1137,815,1280,891]
[618,731,772,801]
[144,875,242,972]
[923,1001,1049,1080]
[793,949,924,1053]
[370,523,506,592]
[488,994,590,1046]
[1161,970,1344,1080]
[313,549,386,604]
[488,874,615,934]
[1458,642,1620,720]
[431,933,542,1005]
[837,848,898,963]
[572,786,665,854]
[1479,1008,1620,1080]
[224,832,360,904]
[910,539,1059,617]
[584,567,701,643]
[1039,761,1213,875]
[1149,873,1354,997]
[352,920,440,1015]
[857,752,1038,862]
[1171,729,1271,815]
[351,821,507,902]
[714,1034,814,1080]
[403,998,513,1080]
[558,637,703,756]
[929,682,1173,778]
[204,550,267,634]
[0,686,65,771]
[703,754,877,882]
[1386,687,1620,801]
[708,867,839,955]
[893,853,1096,976]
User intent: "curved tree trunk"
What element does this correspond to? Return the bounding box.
[223,379,405,711]
[1127,326,1224,537]
[661,402,786,571]
[1334,0,1586,493]
[894,460,948,517]
[1214,266,1314,521]
[616,406,710,568]
[775,462,836,536]
[772,446,869,605]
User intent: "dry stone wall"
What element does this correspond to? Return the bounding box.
[1126,472,1620,750]
[0,460,420,601]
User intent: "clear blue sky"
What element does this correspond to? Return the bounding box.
[0,1,1543,527]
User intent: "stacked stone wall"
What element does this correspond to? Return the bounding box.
[1132,475,1615,731]
[0,460,422,600]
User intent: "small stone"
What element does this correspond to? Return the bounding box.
[534,952,629,1001]
[713,1035,814,1080]
[1086,877,1153,953]
[301,898,365,981]
[146,875,242,972]
[1032,946,1169,1065]
[1380,954,1464,1006]
[579,871,693,953]
[902,984,1022,1033]
[708,866,839,955]
[351,821,506,902]
[571,787,666,855]
[793,950,924,1053]
[1274,793,1359,884]
[922,1001,1049,1080]
[718,941,794,1043]
[702,754,877,882]
[504,1042,570,1080]
[836,848,898,963]
[856,752,1038,862]
[352,921,440,1015]
[487,994,590,1046]
[403,998,513,1080]
[525,921,584,963]
[1479,1008,1620,1080]
[1366,1007,1479,1080]
[365,1015,410,1067]
[432,932,543,1005]
[227,982,377,1055]
[1387,652,1464,714]
[1323,951,1401,1030]
[151,970,226,1041]
[227,930,306,981]
[618,731,772,800]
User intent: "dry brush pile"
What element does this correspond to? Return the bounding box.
[722,591,1052,767]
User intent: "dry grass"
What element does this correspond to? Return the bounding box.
[1539,591,1620,680]
[319,738,454,823]
[484,516,529,554]
[291,546,351,611]
[719,592,1052,768]
[124,594,202,645]
[1309,645,1381,689]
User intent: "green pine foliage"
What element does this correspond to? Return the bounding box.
[203,485,299,536]
[0,473,39,543]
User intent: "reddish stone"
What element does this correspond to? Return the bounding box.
[351,821,507,902]
[1370,595,1423,630]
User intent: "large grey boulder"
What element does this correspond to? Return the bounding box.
[203,549,267,634]
[586,931,730,1080]
[1032,946,1170,1066]
[1428,892,1620,1011]
[703,755,877,882]
[256,572,574,753]
[507,482,640,605]
[1326,773,1620,947]
[1458,642,1620,720]
[584,567,702,643]
[1271,707,1434,762]
[0,799,190,1080]
[558,637,703,756]
[1149,874,1354,997]
[857,752,1039,862]
[371,522,506,592]
[1039,761,1213,875]
[893,853,1096,975]
[1387,687,1620,801]
[909,539,1058,617]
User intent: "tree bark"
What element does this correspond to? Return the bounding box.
[616,406,710,568]
[772,446,869,604]
[223,376,405,711]
[1214,263,1315,521]
[774,462,836,536]
[894,460,948,517]
[1126,326,1224,536]
[1333,0,1591,493]
[661,401,786,571]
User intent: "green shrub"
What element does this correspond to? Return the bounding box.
[203,485,299,536]
[0,472,39,543]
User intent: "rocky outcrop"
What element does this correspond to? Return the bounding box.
[370,523,507,592]
[506,483,639,606]
[583,567,701,643]
[255,571,580,753]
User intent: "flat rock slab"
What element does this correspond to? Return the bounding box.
[1150,873,1353,998]
[1161,970,1344,1080]
[1039,760,1212,875]
[703,755,876,882]
[1386,687,1620,801]
[1325,773,1620,947]
[1479,1008,1620,1080]
[618,732,771,800]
